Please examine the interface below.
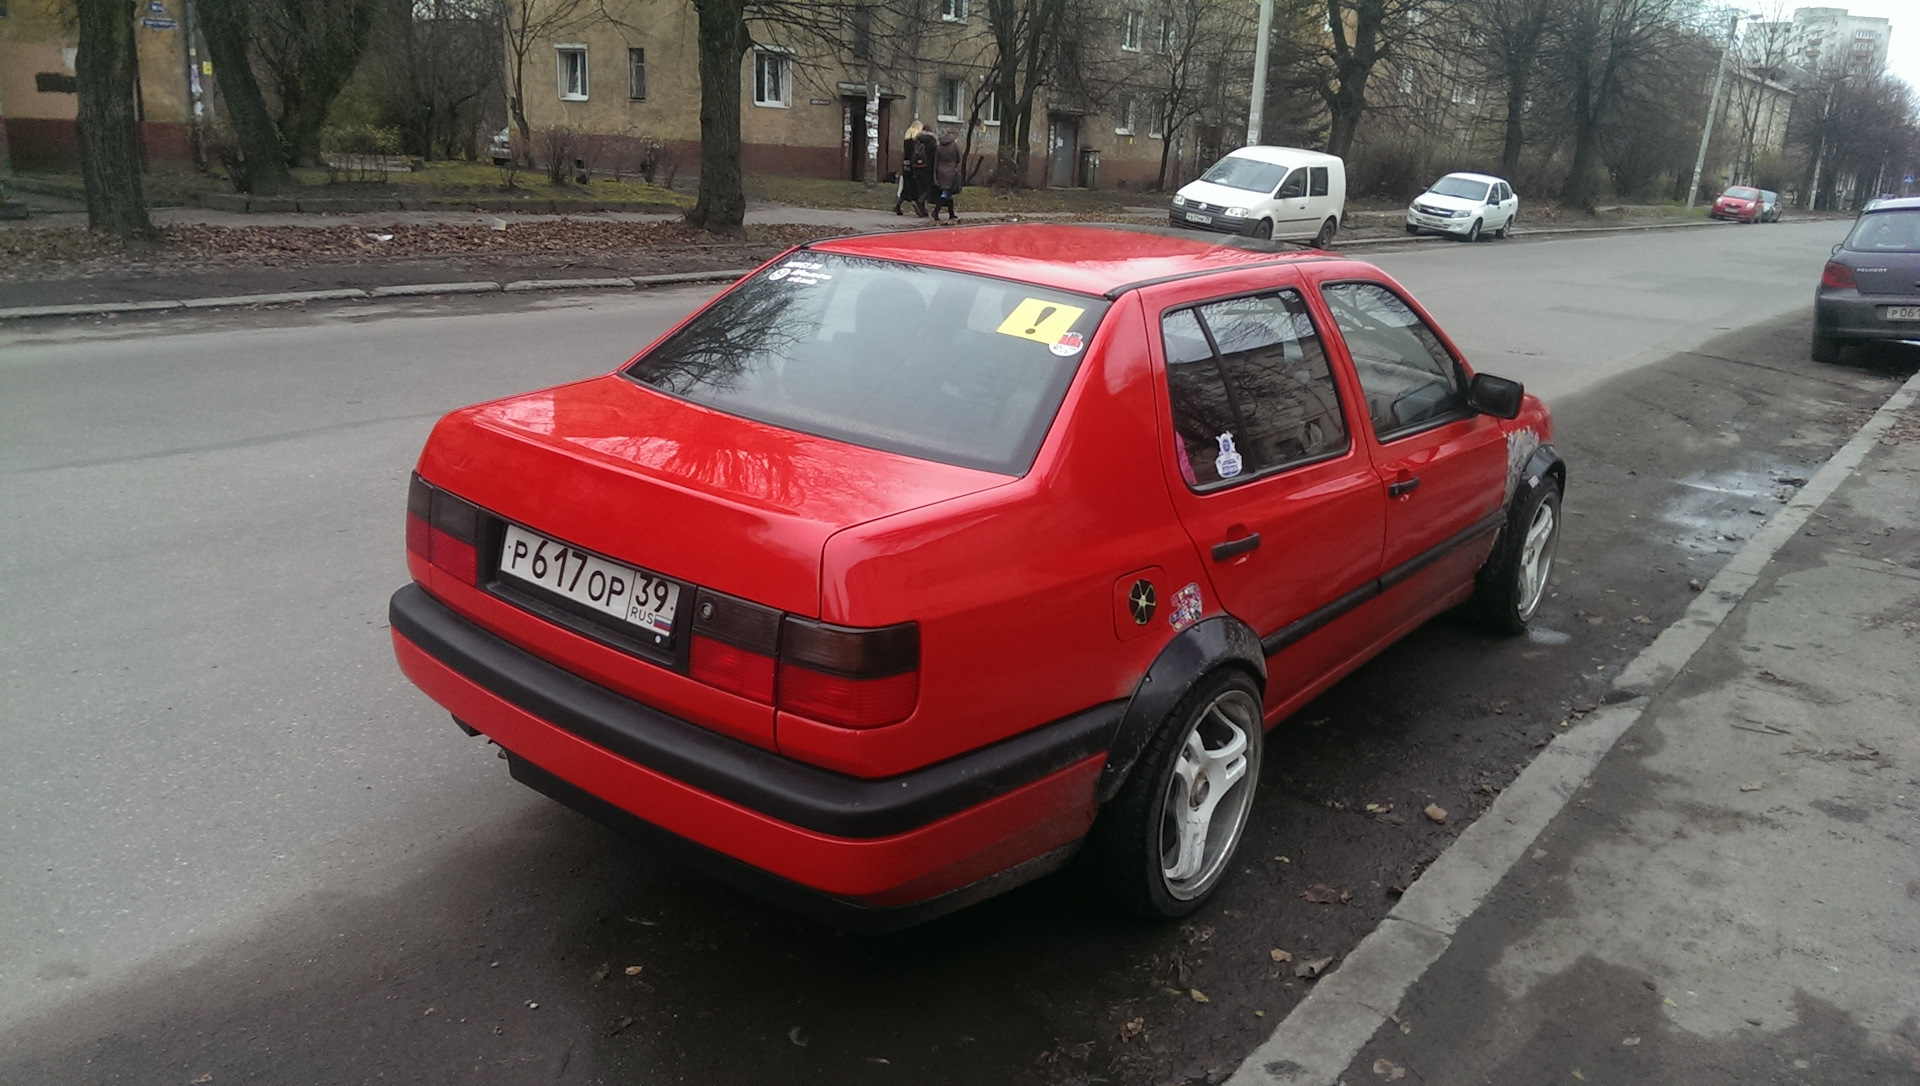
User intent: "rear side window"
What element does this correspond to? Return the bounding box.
[1845,209,1920,253]
[1160,291,1349,490]
[1320,282,1466,440]
[626,253,1107,474]
[1309,166,1329,197]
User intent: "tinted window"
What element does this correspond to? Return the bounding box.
[1309,166,1329,197]
[1200,155,1288,193]
[626,253,1107,474]
[1844,209,1920,253]
[1276,168,1308,199]
[1320,282,1465,439]
[1160,291,1349,489]
[1429,176,1490,201]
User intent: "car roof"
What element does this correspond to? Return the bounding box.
[1435,172,1505,185]
[1862,196,1920,213]
[1218,145,1342,167]
[806,224,1342,298]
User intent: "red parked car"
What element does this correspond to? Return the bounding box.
[391,225,1564,928]
[1710,185,1765,223]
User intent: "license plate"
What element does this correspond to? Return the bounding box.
[1885,305,1920,321]
[497,523,680,637]
[1186,211,1212,224]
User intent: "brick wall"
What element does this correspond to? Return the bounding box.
[1,119,195,170]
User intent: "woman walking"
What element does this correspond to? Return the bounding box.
[932,128,963,222]
[893,121,934,217]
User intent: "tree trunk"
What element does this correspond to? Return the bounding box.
[74,0,153,238]
[198,0,294,192]
[687,0,749,235]
[1499,69,1529,178]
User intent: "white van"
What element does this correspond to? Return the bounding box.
[1170,146,1347,246]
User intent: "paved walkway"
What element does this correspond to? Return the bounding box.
[1228,371,1920,1085]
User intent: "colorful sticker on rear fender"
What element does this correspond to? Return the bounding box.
[1169,582,1203,631]
[997,298,1087,345]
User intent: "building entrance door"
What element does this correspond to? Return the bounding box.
[1047,114,1080,187]
[842,97,891,182]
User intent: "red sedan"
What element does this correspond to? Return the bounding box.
[391,225,1565,928]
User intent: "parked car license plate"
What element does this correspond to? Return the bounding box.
[1884,305,1920,321]
[497,523,680,635]
[1186,212,1212,224]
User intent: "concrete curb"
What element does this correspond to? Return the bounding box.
[1227,366,1920,1086]
[0,270,751,323]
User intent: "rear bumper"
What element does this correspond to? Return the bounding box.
[1815,293,1920,344]
[388,583,1120,924]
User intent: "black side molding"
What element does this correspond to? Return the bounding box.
[391,584,1122,840]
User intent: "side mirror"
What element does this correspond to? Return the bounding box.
[1467,372,1524,419]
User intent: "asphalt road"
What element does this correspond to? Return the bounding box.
[2,221,1910,1085]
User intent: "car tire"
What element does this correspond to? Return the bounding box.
[1495,211,1514,239]
[1405,223,1419,235]
[1254,219,1274,240]
[1468,476,1562,635]
[1811,333,1843,364]
[1313,217,1338,248]
[1464,219,1482,242]
[1084,669,1263,920]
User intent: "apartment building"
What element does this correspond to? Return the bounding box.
[1777,6,1891,78]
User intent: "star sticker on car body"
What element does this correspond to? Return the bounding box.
[1128,579,1157,625]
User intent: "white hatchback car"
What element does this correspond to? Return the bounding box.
[1406,172,1519,242]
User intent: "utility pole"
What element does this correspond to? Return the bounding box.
[1686,11,1741,209]
[1246,0,1273,145]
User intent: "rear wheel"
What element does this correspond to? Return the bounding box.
[1313,216,1338,248]
[1085,670,1263,919]
[1495,210,1514,239]
[1464,218,1482,242]
[1468,477,1561,634]
[1253,218,1273,240]
[1811,333,1843,364]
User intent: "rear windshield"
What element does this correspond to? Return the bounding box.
[625,253,1108,475]
[1844,209,1920,253]
[1428,176,1490,201]
[1201,155,1289,194]
[1724,186,1759,199]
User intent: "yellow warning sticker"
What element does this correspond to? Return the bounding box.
[996,298,1087,345]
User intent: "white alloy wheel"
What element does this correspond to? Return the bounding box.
[1514,495,1557,621]
[1158,686,1260,900]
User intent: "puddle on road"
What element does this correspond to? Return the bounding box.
[1657,459,1808,558]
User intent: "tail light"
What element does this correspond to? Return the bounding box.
[406,474,480,584]
[689,589,780,703]
[777,618,919,728]
[1820,261,1857,290]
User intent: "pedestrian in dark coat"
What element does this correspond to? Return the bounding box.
[932,129,963,222]
[893,121,929,216]
[913,126,940,218]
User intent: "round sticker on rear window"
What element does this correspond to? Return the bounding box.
[1051,331,1084,357]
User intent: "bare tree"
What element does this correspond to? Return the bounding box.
[73,0,153,236]
[250,0,383,166]
[368,0,503,159]
[503,0,598,166]
[1545,0,1689,207]
[1456,0,1557,178]
[198,0,297,191]
[1300,0,1428,160]
[984,0,1073,187]
[1140,0,1254,188]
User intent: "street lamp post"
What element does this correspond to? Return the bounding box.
[1247,0,1273,145]
[1686,12,1743,209]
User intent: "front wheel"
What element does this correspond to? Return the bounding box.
[1464,218,1483,243]
[1405,223,1420,235]
[1313,216,1338,248]
[1253,218,1274,240]
[1468,477,1561,634]
[1085,671,1263,919]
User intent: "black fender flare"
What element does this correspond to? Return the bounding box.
[1524,443,1566,494]
[1482,442,1566,580]
[1094,615,1265,804]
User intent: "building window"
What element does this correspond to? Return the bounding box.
[1148,97,1164,138]
[1115,95,1136,135]
[981,90,1001,126]
[556,46,588,101]
[1158,12,1175,53]
[1122,10,1143,51]
[628,48,647,100]
[938,77,965,122]
[940,0,968,21]
[754,50,790,107]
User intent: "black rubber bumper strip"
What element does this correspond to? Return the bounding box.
[390,583,1123,839]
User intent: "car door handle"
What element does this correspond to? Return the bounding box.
[1212,533,1262,561]
[1388,476,1422,497]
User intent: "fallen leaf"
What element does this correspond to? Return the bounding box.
[1623,1035,1641,1046]
[1189,988,1210,1003]
[1254,1009,1265,1017]
[1740,781,1764,792]
[1273,855,1290,863]
[625,964,644,975]
[1340,890,1352,903]
[866,1057,891,1065]
[608,1015,634,1036]
[1365,802,1391,814]
[191,1077,213,1085]
[1120,1017,1145,1041]
[1424,803,1448,823]
[789,1027,810,1047]
[1688,578,1705,591]
[1270,948,1294,963]
[1302,883,1340,904]
[526,1000,539,1010]
[1664,997,1678,1007]
[1573,1071,1587,1082]
[1632,614,1652,624]
[1372,1057,1407,1081]
[1532,849,1549,860]
[1295,957,1335,979]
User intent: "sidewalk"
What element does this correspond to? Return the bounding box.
[1230,371,1920,1085]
